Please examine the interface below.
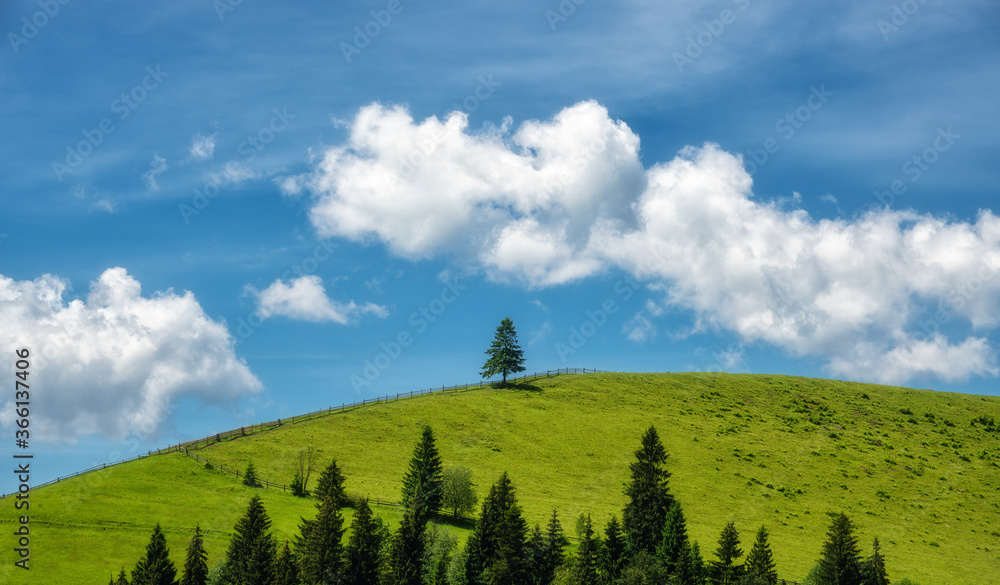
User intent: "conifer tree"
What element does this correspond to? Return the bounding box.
[601,515,627,582]
[115,568,130,585]
[689,542,707,585]
[343,499,388,585]
[710,522,745,585]
[861,537,889,585]
[299,496,345,585]
[385,511,425,585]
[273,541,299,585]
[180,525,208,585]
[622,426,673,555]
[464,472,529,585]
[658,502,689,575]
[243,461,261,488]
[401,425,445,520]
[131,524,178,585]
[222,495,277,585]
[572,515,601,585]
[817,513,863,585]
[744,526,777,585]
[313,459,348,508]
[481,317,526,386]
[527,512,569,585]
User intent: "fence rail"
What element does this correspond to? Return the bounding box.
[0,367,606,499]
[174,367,608,452]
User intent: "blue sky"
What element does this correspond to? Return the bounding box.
[1,0,999,492]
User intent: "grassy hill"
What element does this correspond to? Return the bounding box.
[3,372,1000,585]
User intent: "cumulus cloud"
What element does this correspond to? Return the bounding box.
[250,276,388,324]
[0,268,262,443]
[286,101,1000,384]
[190,132,216,160]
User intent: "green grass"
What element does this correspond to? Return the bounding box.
[4,373,1000,584]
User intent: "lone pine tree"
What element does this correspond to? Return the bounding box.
[131,524,177,585]
[623,425,674,555]
[481,317,526,386]
[180,525,208,585]
[401,425,445,521]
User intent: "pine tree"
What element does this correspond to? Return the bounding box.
[180,525,208,585]
[222,495,277,585]
[532,510,569,585]
[131,524,178,585]
[115,568,130,585]
[622,426,673,556]
[601,515,627,582]
[744,526,777,585]
[480,317,526,386]
[385,511,425,585]
[861,537,889,585]
[343,499,388,585]
[658,502,689,575]
[689,542,707,585]
[572,515,601,585]
[710,522,745,585]
[464,472,529,585]
[400,425,445,521]
[243,461,261,488]
[299,496,345,585]
[817,513,863,585]
[273,541,299,585]
[313,459,348,508]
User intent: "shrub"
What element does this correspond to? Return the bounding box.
[290,471,307,497]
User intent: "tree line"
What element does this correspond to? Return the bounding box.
[107,426,898,585]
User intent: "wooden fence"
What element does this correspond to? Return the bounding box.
[0,367,606,499]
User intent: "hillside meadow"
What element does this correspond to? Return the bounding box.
[2,372,999,584]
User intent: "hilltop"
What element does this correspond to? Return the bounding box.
[3,372,999,584]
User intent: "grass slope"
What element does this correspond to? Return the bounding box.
[4,373,1000,585]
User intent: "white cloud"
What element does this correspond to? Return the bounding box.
[190,132,216,160]
[92,198,116,213]
[288,101,1000,384]
[212,161,257,186]
[287,100,644,286]
[250,276,388,324]
[624,313,655,343]
[142,154,169,192]
[0,268,262,443]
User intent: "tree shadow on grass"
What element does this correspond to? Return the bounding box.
[433,514,477,530]
[488,381,543,392]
